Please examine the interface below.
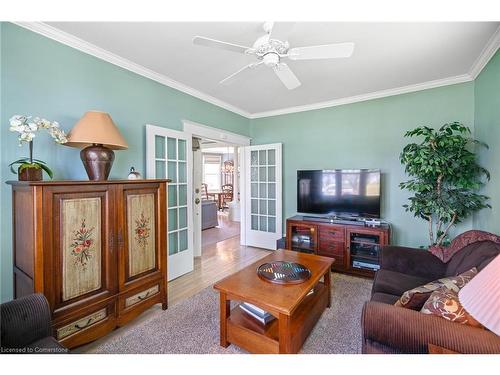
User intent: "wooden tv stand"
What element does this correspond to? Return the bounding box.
[285,216,390,278]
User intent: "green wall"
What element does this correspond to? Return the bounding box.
[474,49,500,232]
[249,83,477,248]
[0,23,250,302]
[1,22,498,303]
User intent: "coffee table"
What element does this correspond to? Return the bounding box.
[213,249,334,354]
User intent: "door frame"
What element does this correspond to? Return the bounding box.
[182,120,251,249]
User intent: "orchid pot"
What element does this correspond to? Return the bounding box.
[8,115,67,181]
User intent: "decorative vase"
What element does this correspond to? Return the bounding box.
[80,144,115,181]
[18,166,43,181]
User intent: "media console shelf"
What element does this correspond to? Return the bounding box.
[285,215,390,277]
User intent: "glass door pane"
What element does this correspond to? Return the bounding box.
[244,143,282,250]
[250,146,276,234]
[146,124,193,281]
[165,137,189,255]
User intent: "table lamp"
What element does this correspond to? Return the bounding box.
[65,111,128,180]
[458,254,500,335]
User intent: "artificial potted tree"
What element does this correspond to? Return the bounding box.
[8,115,67,181]
[400,122,490,247]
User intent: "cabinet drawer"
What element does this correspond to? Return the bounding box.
[57,309,107,340]
[118,281,164,325]
[318,226,345,241]
[318,240,344,257]
[125,284,160,308]
[54,299,116,348]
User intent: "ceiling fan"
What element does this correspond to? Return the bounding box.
[193,22,355,90]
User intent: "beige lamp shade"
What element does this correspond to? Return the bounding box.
[65,111,128,150]
[458,254,500,335]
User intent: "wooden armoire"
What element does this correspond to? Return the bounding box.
[7,179,169,348]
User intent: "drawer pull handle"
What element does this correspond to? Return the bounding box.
[138,291,151,301]
[75,318,94,330]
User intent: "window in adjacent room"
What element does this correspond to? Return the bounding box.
[203,154,222,191]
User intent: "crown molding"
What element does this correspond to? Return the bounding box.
[469,25,500,79]
[13,22,252,119]
[248,74,473,119]
[13,22,499,121]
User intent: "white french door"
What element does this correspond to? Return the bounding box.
[243,143,282,250]
[146,124,193,281]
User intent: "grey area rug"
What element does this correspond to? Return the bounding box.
[89,273,372,354]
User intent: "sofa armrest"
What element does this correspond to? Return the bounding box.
[380,245,446,280]
[361,301,500,354]
[0,293,53,349]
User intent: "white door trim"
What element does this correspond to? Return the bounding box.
[182,120,251,146]
[182,120,251,248]
[192,146,202,257]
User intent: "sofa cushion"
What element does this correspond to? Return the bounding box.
[372,269,431,297]
[445,240,500,276]
[371,292,400,305]
[420,287,483,328]
[394,268,477,310]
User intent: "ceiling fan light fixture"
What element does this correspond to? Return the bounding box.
[263,53,280,67]
[193,22,354,90]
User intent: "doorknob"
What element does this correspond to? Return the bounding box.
[195,198,200,204]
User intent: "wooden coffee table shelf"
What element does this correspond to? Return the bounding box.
[214,249,334,354]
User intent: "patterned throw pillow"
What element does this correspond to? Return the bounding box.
[420,287,483,328]
[394,268,477,310]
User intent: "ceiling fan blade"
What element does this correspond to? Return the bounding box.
[288,42,355,60]
[193,36,250,54]
[269,22,296,42]
[273,63,301,90]
[220,62,263,85]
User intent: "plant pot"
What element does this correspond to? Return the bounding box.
[18,166,43,181]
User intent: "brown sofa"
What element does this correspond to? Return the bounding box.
[0,293,68,354]
[361,240,500,353]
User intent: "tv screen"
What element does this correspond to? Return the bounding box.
[297,169,381,218]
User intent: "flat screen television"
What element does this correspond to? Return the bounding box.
[297,169,381,218]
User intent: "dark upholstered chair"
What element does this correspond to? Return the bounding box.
[1,293,68,354]
[202,199,218,230]
[362,240,500,354]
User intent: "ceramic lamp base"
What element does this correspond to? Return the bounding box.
[80,144,115,181]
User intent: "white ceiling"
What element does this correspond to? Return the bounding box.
[42,22,500,117]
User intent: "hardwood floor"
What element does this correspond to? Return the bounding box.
[169,236,270,306]
[74,235,270,352]
[201,211,240,247]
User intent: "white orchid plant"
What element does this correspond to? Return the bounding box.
[9,115,68,178]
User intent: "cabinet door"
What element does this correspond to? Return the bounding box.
[117,183,166,290]
[43,185,117,318]
[286,222,318,254]
[346,228,383,275]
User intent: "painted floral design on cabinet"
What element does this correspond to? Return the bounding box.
[127,194,156,277]
[70,219,96,270]
[62,198,102,301]
[134,212,151,250]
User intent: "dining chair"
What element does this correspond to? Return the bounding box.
[202,183,215,201]
[221,184,233,210]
